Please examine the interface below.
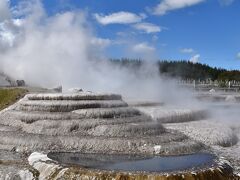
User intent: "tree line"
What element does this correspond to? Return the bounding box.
[110,58,240,81]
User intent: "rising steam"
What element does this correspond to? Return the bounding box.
[0,0,196,105]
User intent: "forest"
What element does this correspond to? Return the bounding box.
[110,59,240,81]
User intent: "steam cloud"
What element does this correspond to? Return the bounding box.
[0,0,196,105]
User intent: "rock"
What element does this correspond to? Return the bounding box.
[28,152,63,179]
[18,170,34,180]
[52,86,62,93]
[0,150,36,180]
[67,88,83,93]
[225,95,237,102]
[209,89,216,93]
[16,80,26,87]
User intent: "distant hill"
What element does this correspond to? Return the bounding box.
[110,59,240,81]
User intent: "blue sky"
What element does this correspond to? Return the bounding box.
[9,0,240,69]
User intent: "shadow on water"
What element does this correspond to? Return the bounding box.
[47,152,216,172]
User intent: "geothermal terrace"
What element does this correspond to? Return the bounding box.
[0,91,238,179]
[0,92,202,154]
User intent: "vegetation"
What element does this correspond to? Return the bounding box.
[0,88,28,110]
[158,61,225,80]
[110,59,240,81]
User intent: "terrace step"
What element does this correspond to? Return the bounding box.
[17,100,128,112]
[26,93,122,101]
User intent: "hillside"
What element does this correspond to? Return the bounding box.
[111,59,240,81]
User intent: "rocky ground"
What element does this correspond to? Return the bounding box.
[0,91,239,179]
[0,150,38,179]
[132,92,240,177]
[164,116,240,176]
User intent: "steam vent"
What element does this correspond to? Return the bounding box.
[0,92,235,179]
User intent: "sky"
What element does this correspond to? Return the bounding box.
[4,0,240,70]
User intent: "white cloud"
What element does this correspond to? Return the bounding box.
[133,22,161,34]
[0,0,11,22]
[237,52,240,59]
[94,11,145,25]
[190,54,200,63]
[153,0,205,15]
[91,38,111,48]
[132,42,155,53]
[152,35,159,41]
[218,0,235,6]
[180,48,194,53]
[130,42,157,60]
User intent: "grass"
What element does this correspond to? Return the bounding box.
[0,88,28,111]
